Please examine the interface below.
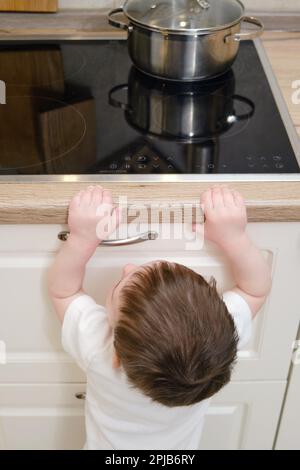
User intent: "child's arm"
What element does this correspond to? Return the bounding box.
[200,186,272,318]
[48,186,120,323]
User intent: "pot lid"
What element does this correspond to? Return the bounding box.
[123,0,245,33]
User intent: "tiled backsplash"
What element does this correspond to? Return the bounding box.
[59,0,300,13]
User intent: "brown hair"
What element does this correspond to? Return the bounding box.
[114,262,238,407]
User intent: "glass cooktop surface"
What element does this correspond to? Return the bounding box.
[0,39,299,176]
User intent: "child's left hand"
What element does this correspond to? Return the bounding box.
[200,186,247,250]
[68,186,121,248]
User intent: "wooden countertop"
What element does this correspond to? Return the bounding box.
[1,181,299,224]
[0,13,299,224]
[262,32,300,138]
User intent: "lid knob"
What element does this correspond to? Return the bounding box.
[197,0,210,9]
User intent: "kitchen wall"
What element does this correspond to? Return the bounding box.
[59,0,300,13]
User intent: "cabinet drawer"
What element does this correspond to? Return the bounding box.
[0,381,285,450]
[0,383,85,450]
[0,223,299,383]
[201,380,285,450]
[276,329,300,450]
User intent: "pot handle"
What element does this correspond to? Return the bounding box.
[225,16,264,43]
[109,84,131,112]
[108,8,133,32]
[232,95,255,121]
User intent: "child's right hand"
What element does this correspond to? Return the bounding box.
[200,186,247,250]
[68,186,121,248]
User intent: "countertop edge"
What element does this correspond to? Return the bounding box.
[1,182,300,224]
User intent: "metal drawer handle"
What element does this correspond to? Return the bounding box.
[75,392,86,400]
[108,8,133,33]
[225,16,264,43]
[58,231,158,246]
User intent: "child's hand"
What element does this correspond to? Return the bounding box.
[68,186,121,248]
[200,186,247,250]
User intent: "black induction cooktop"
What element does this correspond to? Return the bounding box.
[0,39,299,176]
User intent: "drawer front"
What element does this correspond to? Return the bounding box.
[201,380,285,450]
[276,329,300,450]
[0,223,299,383]
[0,381,285,450]
[0,383,85,450]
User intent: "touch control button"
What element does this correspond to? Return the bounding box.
[137,155,148,163]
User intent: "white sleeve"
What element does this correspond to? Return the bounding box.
[61,295,111,371]
[222,291,252,349]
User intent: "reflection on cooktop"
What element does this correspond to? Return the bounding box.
[0,40,298,175]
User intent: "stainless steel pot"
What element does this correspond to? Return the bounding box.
[109,67,254,142]
[108,0,264,81]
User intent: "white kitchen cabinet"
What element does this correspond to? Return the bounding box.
[201,380,286,450]
[275,328,300,450]
[0,384,85,450]
[0,222,299,449]
[0,223,299,383]
[0,381,285,450]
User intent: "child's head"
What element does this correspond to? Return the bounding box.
[106,261,238,408]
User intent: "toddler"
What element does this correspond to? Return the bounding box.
[48,185,271,450]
